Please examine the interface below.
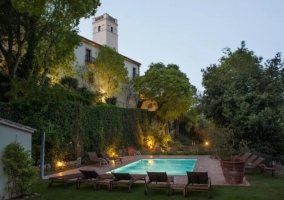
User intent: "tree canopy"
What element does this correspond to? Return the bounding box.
[135,62,194,122]
[201,41,284,154]
[0,0,101,83]
[94,45,127,98]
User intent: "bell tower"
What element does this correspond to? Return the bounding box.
[92,13,118,50]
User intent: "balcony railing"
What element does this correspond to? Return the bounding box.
[132,73,139,78]
[85,55,95,63]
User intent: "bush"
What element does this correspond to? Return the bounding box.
[1,142,38,198]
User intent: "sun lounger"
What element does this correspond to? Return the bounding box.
[185,171,211,198]
[245,157,265,170]
[49,173,84,188]
[101,151,122,164]
[88,152,108,169]
[169,147,177,154]
[239,152,252,161]
[145,172,174,196]
[245,155,258,164]
[154,147,162,154]
[183,145,190,154]
[111,173,146,192]
[76,170,114,190]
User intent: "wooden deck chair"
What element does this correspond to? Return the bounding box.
[245,157,265,170]
[246,155,258,165]
[239,152,252,161]
[111,173,146,192]
[259,164,276,177]
[185,171,211,199]
[145,172,174,196]
[88,152,108,169]
[198,146,206,155]
[101,151,123,164]
[77,170,115,190]
[48,173,84,188]
[154,146,162,154]
[183,145,190,154]
[169,147,177,154]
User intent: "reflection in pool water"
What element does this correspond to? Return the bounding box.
[109,159,197,175]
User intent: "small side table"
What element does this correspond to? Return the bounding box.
[170,184,186,196]
[261,167,276,177]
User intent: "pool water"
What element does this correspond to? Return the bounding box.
[108,159,197,175]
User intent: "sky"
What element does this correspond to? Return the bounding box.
[78,0,284,92]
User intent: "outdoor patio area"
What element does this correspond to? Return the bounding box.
[44,155,250,186]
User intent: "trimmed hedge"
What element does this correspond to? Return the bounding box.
[0,102,154,167]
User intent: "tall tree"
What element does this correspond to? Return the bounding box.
[94,45,127,98]
[135,62,194,134]
[0,0,101,83]
[201,41,284,154]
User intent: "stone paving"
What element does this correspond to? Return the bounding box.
[44,155,250,186]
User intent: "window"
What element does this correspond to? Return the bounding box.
[111,27,113,32]
[98,26,101,32]
[85,49,91,62]
[132,67,137,78]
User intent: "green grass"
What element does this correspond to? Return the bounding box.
[31,171,284,200]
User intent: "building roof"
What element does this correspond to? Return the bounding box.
[0,118,37,134]
[79,36,141,67]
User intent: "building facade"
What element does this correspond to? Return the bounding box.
[74,13,140,108]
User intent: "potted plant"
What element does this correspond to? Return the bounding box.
[210,127,248,184]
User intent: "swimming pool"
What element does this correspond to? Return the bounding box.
[108,159,197,175]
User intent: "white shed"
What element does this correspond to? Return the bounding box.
[0,118,37,200]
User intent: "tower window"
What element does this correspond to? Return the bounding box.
[111,27,113,32]
[98,26,101,32]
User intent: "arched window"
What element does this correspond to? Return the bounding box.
[111,27,113,32]
[98,26,101,32]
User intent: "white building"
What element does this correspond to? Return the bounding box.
[0,118,36,199]
[74,13,140,108]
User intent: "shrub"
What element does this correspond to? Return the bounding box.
[1,142,38,198]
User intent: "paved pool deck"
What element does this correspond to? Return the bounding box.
[44,155,250,186]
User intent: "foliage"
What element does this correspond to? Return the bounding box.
[60,76,79,92]
[105,97,117,105]
[94,45,127,98]
[4,77,93,106]
[0,102,155,167]
[135,62,194,122]
[121,77,138,108]
[201,41,284,155]
[209,127,248,161]
[0,0,101,83]
[1,142,38,198]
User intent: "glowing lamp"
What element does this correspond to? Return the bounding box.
[57,161,63,167]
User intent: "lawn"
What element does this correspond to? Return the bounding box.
[31,171,284,200]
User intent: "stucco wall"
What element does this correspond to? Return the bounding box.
[0,124,32,199]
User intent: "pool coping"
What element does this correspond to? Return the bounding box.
[44,155,250,186]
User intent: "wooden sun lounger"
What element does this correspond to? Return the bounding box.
[111,173,146,192]
[184,171,211,198]
[76,170,115,190]
[145,172,174,196]
[49,173,84,188]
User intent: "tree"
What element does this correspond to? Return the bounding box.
[135,62,194,134]
[121,77,138,108]
[201,41,284,155]
[94,45,127,99]
[0,0,101,83]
